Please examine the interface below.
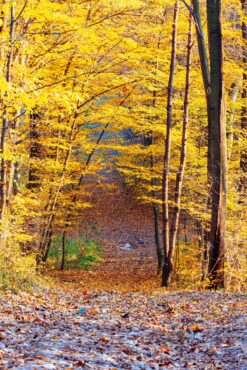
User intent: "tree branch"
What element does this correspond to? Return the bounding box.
[15,0,29,23]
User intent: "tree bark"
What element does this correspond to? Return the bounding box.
[227,82,240,161]
[169,12,192,276]
[161,0,179,287]
[240,0,247,195]
[61,230,66,270]
[27,112,43,189]
[207,0,227,289]
[151,70,163,272]
[0,5,15,222]
[191,0,212,178]
[150,142,163,273]
[162,9,192,286]
[186,0,227,288]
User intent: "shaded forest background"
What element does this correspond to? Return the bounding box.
[0,0,246,292]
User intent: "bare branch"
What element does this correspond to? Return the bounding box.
[9,110,26,124]
[76,79,141,112]
[15,0,29,23]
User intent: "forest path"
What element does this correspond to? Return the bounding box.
[52,171,161,292]
[1,173,246,369]
[1,289,246,369]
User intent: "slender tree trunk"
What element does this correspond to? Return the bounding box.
[153,203,163,273]
[150,16,166,273]
[36,53,83,264]
[42,229,53,263]
[7,160,19,199]
[164,13,193,286]
[240,0,247,194]
[147,134,163,273]
[39,118,112,265]
[0,5,14,222]
[151,149,163,273]
[191,0,212,178]
[189,0,212,258]
[227,82,240,161]
[27,112,43,189]
[207,0,227,289]
[200,223,206,280]
[183,215,188,243]
[7,110,21,199]
[174,229,180,282]
[198,220,208,281]
[151,82,163,272]
[161,0,179,287]
[61,230,66,270]
[36,113,78,265]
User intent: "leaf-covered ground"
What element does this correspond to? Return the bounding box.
[1,178,246,369]
[0,289,246,369]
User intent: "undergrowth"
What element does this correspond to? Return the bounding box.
[0,246,49,292]
[48,235,102,270]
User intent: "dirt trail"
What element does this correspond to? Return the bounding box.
[53,171,161,292]
[1,173,246,369]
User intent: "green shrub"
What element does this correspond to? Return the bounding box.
[48,235,102,269]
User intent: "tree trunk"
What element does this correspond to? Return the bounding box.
[61,231,66,270]
[167,13,193,285]
[227,82,240,161]
[191,0,213,178]
[42,229,53,263]
[207,0,227,289]
[198,220,208,281]
[7,110,21,199]
[151,89,163,272]
[149,135,163,273]
[37,114,78,265]
[240,0,247,195]
[0,5,14,222]
[152,199,163,273]
[27,112,43,189]
[161,0,179,287]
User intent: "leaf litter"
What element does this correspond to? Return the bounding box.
[0,182,246,369]
[0,289,246,369]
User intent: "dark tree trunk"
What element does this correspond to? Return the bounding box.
[186,0,227,289]
[61,231,66,270]
[183,215,188,244]
[197,220,208,281]
[27,113,43,189]
[152,201,163,273]
[161,0,179,287]
[191,0,213,178]
[150,91,163,273]
[207,0,227,289]
[42,229,53,263]
[168,13,193,284]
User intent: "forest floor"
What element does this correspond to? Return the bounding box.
[0,173,246,369]
[0,289,246,369]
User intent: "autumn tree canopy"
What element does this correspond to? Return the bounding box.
[0,0,246,291]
